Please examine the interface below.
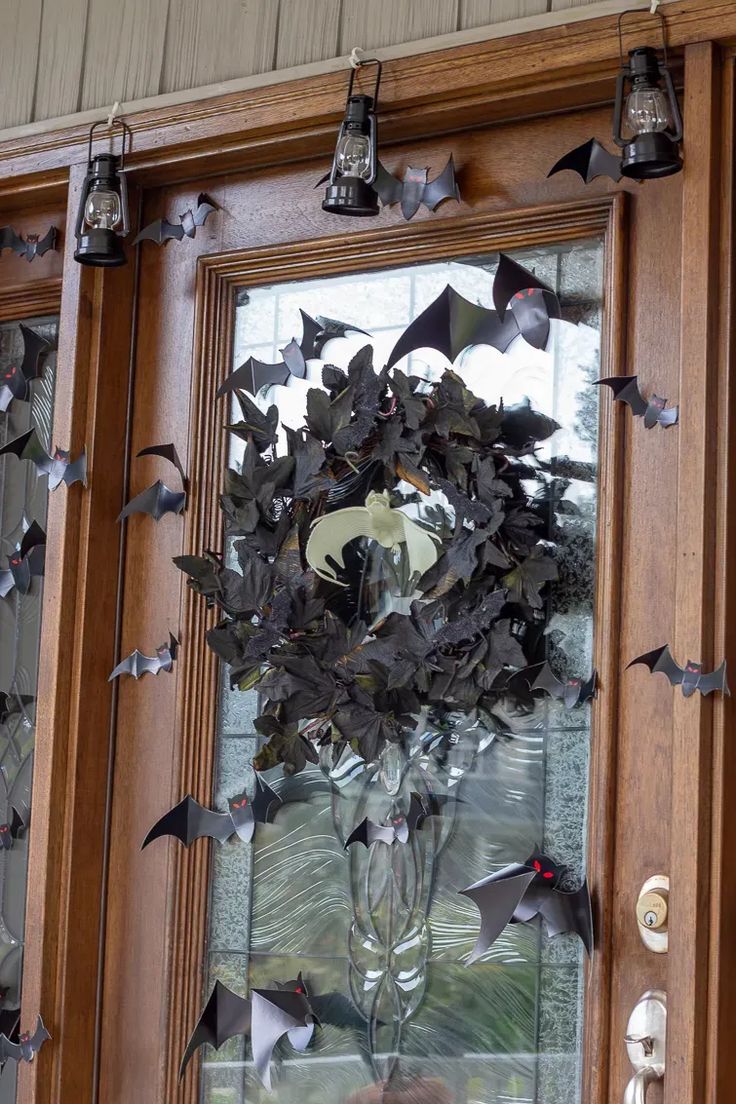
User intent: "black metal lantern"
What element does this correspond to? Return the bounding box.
[74,119,132,267]
[323,59,382,216]
[612,10,683,179]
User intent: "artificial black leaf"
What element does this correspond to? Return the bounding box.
[503,545,558,609]
[227,393,279,452]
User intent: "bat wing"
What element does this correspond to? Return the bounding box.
[137,443,187,486]
[527,662,564,701]
[535,881,594,955]
[180,981,251,1079]
[217,356,290,397]
[459,866,538,963]
[250,990,314,1091]
[309,991,366,1030]
[193,194,219,228]
[406,791,449,831]
[576,670,598,705]
[9,808,25,840]
[0,430,53,476]
[0,228,21,255]
[132,218,183,246]
[142,794,233,848]
[118,480,186,521]
[33,227,57,257]
[627,644,684,686]
[493,253,554,319]
[298,311,370,358]
[27,1016,51,1055]
[697,660,730,696]
[421,156,460,211]
[19,521,46,562]
[373,162,404,207]
[108,649,161,680]
[548,138,622,184]
[595,375,648,418]
[0,1035,21,1062]
[61,449,87,488]
[344,819,371,849]
[251,774,283,824]
[18,324,52,384]
[386,285,519,369]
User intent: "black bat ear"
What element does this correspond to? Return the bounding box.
[493,254,554,319]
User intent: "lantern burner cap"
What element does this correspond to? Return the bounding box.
[322,177,379,216]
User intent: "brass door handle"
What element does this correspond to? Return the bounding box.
[624,990,666,1104]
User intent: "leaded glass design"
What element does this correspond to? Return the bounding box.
[0,316,57,1103]
[201,243,602,1104]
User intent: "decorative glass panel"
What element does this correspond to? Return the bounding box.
[201,243,602,1104]
[0,317,57,1103]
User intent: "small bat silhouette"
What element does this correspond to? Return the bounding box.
[0,521,46,598]
[133,194,218,246]
[548,138,623,185]
[108,633,178,680]
[0,809,25,851]
[595,376,678,429]
[0,1015,50,1066]
[0,693,34,726]
[0,430,86,490]
[460,852,593,962]
[0,325,53,412]
[137,442,188,487]
[180,980,315,1088]
[373,156,460,221]
[516,661,597,709]
[0,226,57,263]
[627,645,729,697]
[344,791,450,849]
[117,480,186,521]
[142,774,284,849]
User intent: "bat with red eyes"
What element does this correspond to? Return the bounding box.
[0,325,53,413]
[595,376,679,429]
[132,193,219,246]
[0,226,57,263]
[547,138,623,185]
[515,661,597,709]
[627,645,730,697]
[460,851,593,962]
[344,791,451,849]
[0,1015,50,1067]
[141,773,284,849]
[0,522,46,599]
[373,157,460,221]
[0,808,25,851]
[108,633,179,680]
[0,430,86,490]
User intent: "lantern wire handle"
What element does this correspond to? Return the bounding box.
[346,55,383,107]
[86,117,133,170]
[617,6,669,68]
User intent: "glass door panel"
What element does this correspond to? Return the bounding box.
[201,242,602,1104]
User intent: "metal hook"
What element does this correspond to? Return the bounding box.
[346,55,383,108]
[86,116,133,169]
[617,5,669,68]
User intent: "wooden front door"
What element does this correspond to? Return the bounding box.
[3,16,734,1104]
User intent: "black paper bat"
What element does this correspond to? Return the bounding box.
[373,156,460,221]
[180,980,315,1088]
[0,809,25,852]
[386,259,561,368]
[595,375,678,429]
[0,693,34,726]
[627,645,730,697]
[142,774,283,849]
[108,633,179,680]
[136,442,188,488]
[132,193,218,246]
[299,310,370,359]
[492,253,559,349]
[0,226,57,263]
[118,479,186,521]
[0,325,53,413]
[0,1015,50,1066]
[0,521,46,599]
[548,138,623,184]
[516,661,597,709]
[344,791,450,849]
[0,430,86,490]
[460,852,593,962]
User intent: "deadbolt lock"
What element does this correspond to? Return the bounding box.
[636,876,669,953]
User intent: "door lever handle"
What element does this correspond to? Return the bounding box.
[624,990,666,1104]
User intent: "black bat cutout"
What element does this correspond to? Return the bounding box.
[141,774,284,849]
[460,851,593,962]
[0,430,86,490]
[0,521,46,599]
[493,253,560,349]
[0,1015,50,1066]
[275,972,369,1031]
[298,310,370,359]
[627,645,730,697]
[180,980,314,1089]
[108,633,179,681]
[373,156,460,221]
[548,138,623,184]
[516,661,597,709]
[0,226,57,263]
[117,479,186,521]
[0,325,53,413]
[595,375,679,429]
[133,193,219,246]
[136,442,188,488]
[344,791,451,849]
[0,809,25,852]
[0,693,34,726]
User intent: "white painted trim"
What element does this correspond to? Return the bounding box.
[0,0,677,145]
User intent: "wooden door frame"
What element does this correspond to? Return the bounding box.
[0,4,731,1103]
